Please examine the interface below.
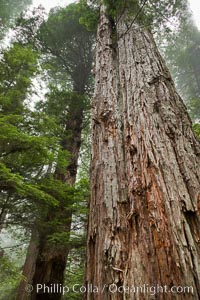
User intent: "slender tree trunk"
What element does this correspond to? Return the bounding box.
[0,195,9,258]
[0,194,10,233]
[0,205,6,258]
[192,63,200,97]
[16,228,39,300]
[0,207,7,233]
[86,7,200,300]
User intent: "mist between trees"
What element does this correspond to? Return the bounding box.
[0,1,199,300]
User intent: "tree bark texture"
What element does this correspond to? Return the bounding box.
[86,7,200,300]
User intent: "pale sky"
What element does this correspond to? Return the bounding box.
[31,0,75,11]
[31,0,200,29]
[189,0,200,29]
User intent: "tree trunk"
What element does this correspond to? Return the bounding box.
[30,218,72,300]
[30,105,84,300]
[192,63,200,97]
[0,207,7,233]
[16,228,39,300]
[0,195,9,258]
[16,104,84,300]
[86,6,200,300]
[0,194,10,233]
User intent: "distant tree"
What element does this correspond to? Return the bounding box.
[163,16,200,122]
[0,43,59,223]
[15,3,95,300]
[0,43,70,299]
[0,0,32,39]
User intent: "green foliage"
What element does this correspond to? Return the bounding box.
[0,0,32,25]
[193,123,200,139]
[0,110,65,183]
[0,2,93,295]
[64,246,86,300]
[37,3,95,91]
[62,178,89,299]
[0,254,22,300]
[143,0,188,30]
[34,177,74,233]
[10,0,92,251]
[0,0,32,39]
[73,179,90,215]
[164,21,200,96]
[0,115,57,161]
[39,177,74,206]
[0,109,71,225]
[188,98,200,121]
[36,87,87,126]
[14,6,46,47]
[0,162,58,206]
[15,3,95,91]
[161,15,200,123]
[39,177,89,243]
[0,44,38,114]
[103,0,139,19]
[0,44,74,230]
[79,0,99,32]
[80,0,188,32]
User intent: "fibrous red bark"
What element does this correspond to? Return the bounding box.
[86,6,200,300]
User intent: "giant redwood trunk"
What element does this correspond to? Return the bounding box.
[86,6,200,300]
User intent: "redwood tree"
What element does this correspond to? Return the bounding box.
[16,4,94,300]
[86,2,200,299]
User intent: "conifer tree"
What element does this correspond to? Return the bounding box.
[86,1,200,299]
